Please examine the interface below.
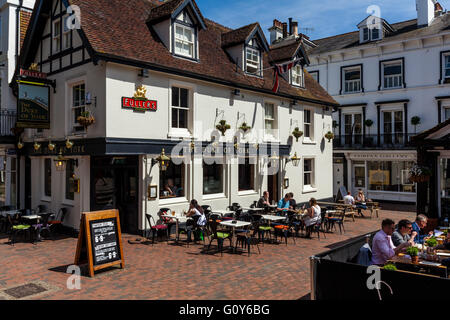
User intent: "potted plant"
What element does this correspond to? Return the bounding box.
[426,237,438,248]
[292,127,304,142]
[411,116,421,134]
[238,122,252,134]
[77,110,95,129]
[325,131,334,142]
[365,119,374,135]
[406,246,419,264]
[383,263,398,271]
[216,120,231,136]
[409,165,432,183]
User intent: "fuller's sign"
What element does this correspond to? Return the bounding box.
[122,85,157,112]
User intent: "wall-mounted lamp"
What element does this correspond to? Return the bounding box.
[233,89,241,96]
[34,141,41,151]
[48,140,56,151]
[269,151,280,167]
[66,138,74,149]
[139,69,149,78]
[17,140,24,150]
[152,149,171,171]
[54,151,78,171]
[287,152,301,167]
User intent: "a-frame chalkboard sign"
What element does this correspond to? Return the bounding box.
[74,209,125,277]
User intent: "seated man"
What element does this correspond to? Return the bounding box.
[343,192,355,206]
[277,193,291,215]
[391,219,414,247]
[371,219,411,266]
[411,214,433,244]
[257,191,270,209]
[288,192,297,211]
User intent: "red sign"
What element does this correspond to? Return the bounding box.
[122,97,157,112]
[20,68,47,79]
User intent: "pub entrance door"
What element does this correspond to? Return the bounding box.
[267,162,280,205]
[91,156,139,234]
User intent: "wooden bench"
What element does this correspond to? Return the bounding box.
[366,202,380,219]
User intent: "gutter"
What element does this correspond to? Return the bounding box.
[94,52,340,108]
[15,0,24,71]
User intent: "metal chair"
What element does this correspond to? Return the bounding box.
[48,208,68,238]
[206,219,232,256]
[145,214,169,245]
[8,212,32,245]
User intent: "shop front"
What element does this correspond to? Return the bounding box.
[342,151,417,202]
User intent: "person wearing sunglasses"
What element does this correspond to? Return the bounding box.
[391,219,415,247]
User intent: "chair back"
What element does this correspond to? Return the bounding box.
[55,208,68,222]
[159,208,172,215]
[37,205,48,213]
[145,214,156,228]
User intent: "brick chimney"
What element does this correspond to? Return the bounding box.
[292,21,298,36]
[282,22,288,38]
[269,19,284,44]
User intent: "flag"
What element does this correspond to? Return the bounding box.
[272,58,302,93]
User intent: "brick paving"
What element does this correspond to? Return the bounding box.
[0,206,416,300]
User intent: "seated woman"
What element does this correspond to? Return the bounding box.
[184,199,206,242]
[302,198,321,238]
[355,189,368,218]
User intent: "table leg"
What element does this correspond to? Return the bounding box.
[175,220,179,243]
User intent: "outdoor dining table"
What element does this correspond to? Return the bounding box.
[219,220,252,253]
[241,207,264,212]
[0,210,20,217]
[211,210,234,217]
[160,214,190,244]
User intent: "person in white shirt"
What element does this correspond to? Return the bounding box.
[303,198,321,238]
[185,199,206,242]
[343,192,355,205]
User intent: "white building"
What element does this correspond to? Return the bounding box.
[0,0,34,207]
[305,0,450,203]
[14,0,337,233]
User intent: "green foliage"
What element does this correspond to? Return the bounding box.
[406,246,419,257]
[426,237,438,248]
[383,263,398,271]
[411,116,421,126]
[364,119,374,127]
[292,127,304,142]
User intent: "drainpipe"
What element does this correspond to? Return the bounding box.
[16,0,24,71]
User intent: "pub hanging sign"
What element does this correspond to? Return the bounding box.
[16,81,51,129]
[122,85,157,112]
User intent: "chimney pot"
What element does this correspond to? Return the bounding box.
[289,18,293,35]
[292,21,298,36]
[282,22,288,38]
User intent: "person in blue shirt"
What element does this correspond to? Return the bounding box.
[277,194,291,215]
[411,214,433,244]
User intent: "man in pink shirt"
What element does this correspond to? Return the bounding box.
[371,219,411,266]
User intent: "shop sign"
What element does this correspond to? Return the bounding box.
[19,68,47,79]
[348,153,416,161]
[16,82,50,129]
[122,85,157,112]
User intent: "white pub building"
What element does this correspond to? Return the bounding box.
[13,0,337,233]
[306,0,450,203]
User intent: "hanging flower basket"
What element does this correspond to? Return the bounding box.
[77,111,95,129]
[238,122,252,134]
[325,131,335,142]
[409,165,432,183]
[292,127,304,142]
[216,120,231,136]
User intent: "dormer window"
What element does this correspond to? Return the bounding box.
[291,65,304,87]
[246,47,260,75]
[363,27,369,42]
[357,16,393,44]
[174,24,194,58]
[371,27,381,40]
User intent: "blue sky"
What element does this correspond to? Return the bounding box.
[196,0,450,40]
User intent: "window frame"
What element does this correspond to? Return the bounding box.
[70,82,87,134]
[43,158,52,200]
[264,101,278,140]
[159,162,186,200]
[340,64,363,94]
[309,70,319,83]
[172,10,198,61]
[238,156,257,193]
[202,160,225,196]
[444,106,450,121]
[62,14,71,51]
[303,108,315,142]
[379,58,405,90]
[64,159,75,202]
[291,64,304,87]
[440,50,450,84]
[245,46,261,77]
[174,23,195,59]
[169,84,192,137]
[303,157,316,193]
[52,19,61,53]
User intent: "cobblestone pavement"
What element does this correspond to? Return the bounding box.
[0,207,416,300]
